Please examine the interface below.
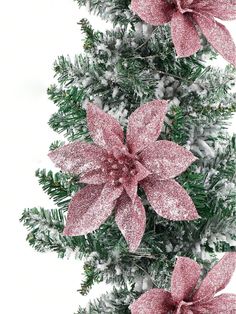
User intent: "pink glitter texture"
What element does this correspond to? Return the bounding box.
[49,100,199,251]
[131,0,236,66]
[130,253,236,313]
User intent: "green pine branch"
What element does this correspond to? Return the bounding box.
[78,19,101,50]
[20,207,94,258]
[47,85,89,141]
[74,0,133,26]
[35,169,79,211]
[78,263,103,296]
[75,286,134,314]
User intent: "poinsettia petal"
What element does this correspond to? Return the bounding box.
[131,0,175,25]
[79,169,108,185]
[87,103,124,149]
[135,161,151,181]
[208,4,236,20]
[193,14,236,66]
[192,0,236,20]
[193,253,236,302]
[141,176,199,220]
[130,289,174,314]
[49,141,105,175]
[192,293,236,313]
[63,183,123,235]
[171,11,201,57]
[123,177,138,204]
[171,257,201,303]
[127,100,168,154]
[115,192,146,252]
[140,140,197,179]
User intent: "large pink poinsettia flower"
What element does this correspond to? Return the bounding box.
[131,0,236,66]
[130,252,236,313]
[49,100,199,251]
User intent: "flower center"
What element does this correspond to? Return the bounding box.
[175,300,194,314]
[102,146,137,186]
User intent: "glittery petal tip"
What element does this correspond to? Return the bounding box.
[127,99,168,154]
[131,0,174,25]
[193,293,236,313]
[87,103,124,148]
[115,193,146,252]
[193,14,236,66]
[129,289,174,314]
[141,176,200,221]
[171,11,201,57]
[193,252,236,302]
[193,0,236,21]
[48,141,105,175]
[171,256,201,303]
[140,140,197,179]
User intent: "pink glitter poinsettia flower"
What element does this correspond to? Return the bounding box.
[130,252,236,313]
[49,100,199,252]
[131,0,236,66]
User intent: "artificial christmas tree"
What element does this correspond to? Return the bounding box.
[20,0,236,313]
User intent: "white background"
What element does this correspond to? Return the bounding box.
[0,1,235,313]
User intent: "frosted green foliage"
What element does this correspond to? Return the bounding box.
[48,22,235,148]
[20,1,236,311]
[76,286,134,314]
[197,136,236,254]
[35,169,80,211]
[20,207,70,258]
[74,0,134,26]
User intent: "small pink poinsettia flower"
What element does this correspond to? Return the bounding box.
[49,100,199,252]
[130,252,236,314]
[131,0,236,66]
